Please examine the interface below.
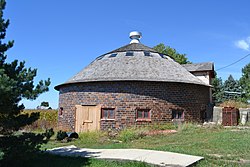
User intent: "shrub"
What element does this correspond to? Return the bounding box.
[44,128,54,140]
[56,130,67,141]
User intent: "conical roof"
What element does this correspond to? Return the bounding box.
[55,33,209,90]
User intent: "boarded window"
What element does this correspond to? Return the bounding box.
[101,108,115,119]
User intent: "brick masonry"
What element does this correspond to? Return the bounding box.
[57,81,210,131]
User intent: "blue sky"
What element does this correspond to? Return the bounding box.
[4,0,250,109]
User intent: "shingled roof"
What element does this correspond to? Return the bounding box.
[182,62,214,72]
[55,42,210,90]
[107,43,156,53]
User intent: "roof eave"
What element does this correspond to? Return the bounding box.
[54,79,211,91]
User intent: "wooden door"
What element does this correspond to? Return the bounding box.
[75,105,101,132]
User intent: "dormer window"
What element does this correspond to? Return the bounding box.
[126,51,134,56]
[96,55,105,60]
[109,53,117,58]
[144,51,151,57]
[159,54,168,59]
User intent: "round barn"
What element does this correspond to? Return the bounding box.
[55,32,213,132]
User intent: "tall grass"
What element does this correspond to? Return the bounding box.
[22,109,57,131]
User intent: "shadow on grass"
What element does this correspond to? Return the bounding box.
[1,152,91,167]
[0,152,151,167]
[47,146,101,158]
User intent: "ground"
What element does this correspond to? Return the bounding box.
[40,124,250,167]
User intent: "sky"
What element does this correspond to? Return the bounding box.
[4,0,250,109]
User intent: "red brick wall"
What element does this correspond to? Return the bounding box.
[57,81,210,130]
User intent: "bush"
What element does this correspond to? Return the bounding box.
[56,130,67,141]
[44,128,54,140]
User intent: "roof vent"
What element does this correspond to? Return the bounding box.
[129,31,142,44]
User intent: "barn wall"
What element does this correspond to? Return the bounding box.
[58,81,210,131]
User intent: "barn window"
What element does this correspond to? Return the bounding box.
[172,109,184,119]
[136,109,151,121]
[101,108,115,119]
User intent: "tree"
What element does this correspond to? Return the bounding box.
[41,101,49,107]
[0,0,51,165]
[223,75,242,101]
[153,43,191,64]
[212,72,224,105]
[240,63,250,102]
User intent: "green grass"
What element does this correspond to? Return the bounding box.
[42,124,250,166]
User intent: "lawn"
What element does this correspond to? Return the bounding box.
[42,124,250,167]
[18,153,150,167]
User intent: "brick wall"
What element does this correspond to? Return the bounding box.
[57,81,210,131]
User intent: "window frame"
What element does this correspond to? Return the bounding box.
[171,109,184,120]
[101,108,115,120]
[136,108,151,121]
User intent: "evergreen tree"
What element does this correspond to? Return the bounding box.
[41,101,49,107]
[223,75,242,100]
[212,72,224,105]
[239,63,250,102]
[0,0,51,165]
[153,43,191,64]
